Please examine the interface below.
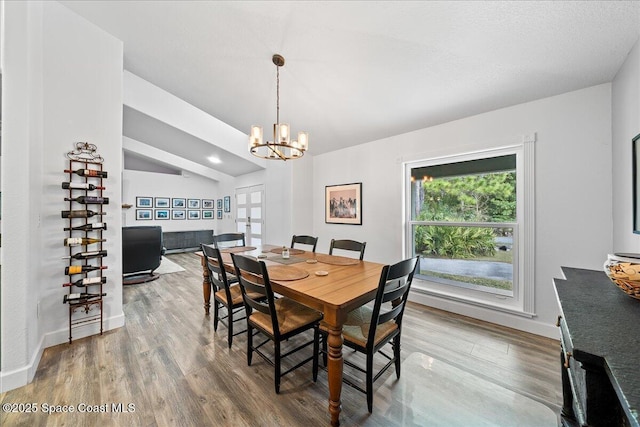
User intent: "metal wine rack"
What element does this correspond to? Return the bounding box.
[64,142,106,343]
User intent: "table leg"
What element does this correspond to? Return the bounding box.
[327,325,343,426]
[200,254,211,315]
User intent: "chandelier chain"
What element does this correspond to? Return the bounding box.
[276,64,280,126]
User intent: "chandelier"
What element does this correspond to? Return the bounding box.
[249,54,308,160]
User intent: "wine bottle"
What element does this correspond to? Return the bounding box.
[63,292,106,304]
[61,210,106,218]
[65,265,108,275]
[64,168,108,178]
[62,250,107,260]
[62,276,107,287]
[62,182,105,190]
[64,196,109,204]
[64,222,107,231]
[64,237,106,246]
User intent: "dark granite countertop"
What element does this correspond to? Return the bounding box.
[554,267,640,427]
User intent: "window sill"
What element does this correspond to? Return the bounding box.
[411,277,536,318]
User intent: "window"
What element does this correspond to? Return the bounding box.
[405,143,535,316]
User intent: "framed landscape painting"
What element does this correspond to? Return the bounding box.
[202,210,214,219]
[136,209,152,220]
[136,197,152,208]
[155,209,170,220]
[325,182,362,225]
[155,197,170,208]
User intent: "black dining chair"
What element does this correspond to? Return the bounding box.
[321,256,420,412]
[291,235,318,252]
[231,253,323,394]
[213,232,246,249]
[201,244,248,348]
[329,239,366,260]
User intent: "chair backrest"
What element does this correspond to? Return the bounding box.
[329,239,366,260]
[213,232,246,249]
[230,254,280,336]
[366,256,420,351]
[201,244,233,295]
[291,235,318,252]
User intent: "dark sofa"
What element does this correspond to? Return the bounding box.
[122,226,164,284]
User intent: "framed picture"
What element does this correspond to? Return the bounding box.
[202,210,214,219]
[217,199,223,210]
[155,209,170,220]
[136,197,153,208]
[633,133,640,233]
[172,198,186,208]
[136,209,152,220]
[223,196,231,212]
[155,197,170,208]
[325,182,362,225]
[202,199,214,209]
[188,199,201,209]
[188,210,201,220]
[172,210,186,220]
[217,210,223,219]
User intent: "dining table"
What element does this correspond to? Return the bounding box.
[195,244,385,426]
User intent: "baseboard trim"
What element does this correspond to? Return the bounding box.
[0,312,125,393]
[409,292,560,340]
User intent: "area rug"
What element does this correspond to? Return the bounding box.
[154,256,185,275]
[380,352,557,426]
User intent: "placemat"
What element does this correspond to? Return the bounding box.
[268,256,306,265]
[267,265,309,281]
[220,246,257,253]
[269,247,306,255]
[315,254,360,265]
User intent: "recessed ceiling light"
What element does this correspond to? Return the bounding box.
[208,156,221,164]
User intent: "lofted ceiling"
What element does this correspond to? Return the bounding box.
[60,1,640,178]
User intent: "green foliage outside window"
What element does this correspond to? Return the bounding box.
[415,171,515,259]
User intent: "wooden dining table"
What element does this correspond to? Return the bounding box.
[195,244,384,426]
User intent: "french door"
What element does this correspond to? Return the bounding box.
[235,184,265,246]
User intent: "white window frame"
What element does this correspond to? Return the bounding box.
[404,141,535,317]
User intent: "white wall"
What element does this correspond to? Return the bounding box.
[612,38,640,252]
[122,169,224,232]
[291,154,315,237]
[1,0,124,392]
[311,84,613,338]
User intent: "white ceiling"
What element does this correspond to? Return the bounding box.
[60,1,640,177]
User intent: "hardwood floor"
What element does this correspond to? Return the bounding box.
[0,253,562,426]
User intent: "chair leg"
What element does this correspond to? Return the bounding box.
[394,336,401,379]
[312,326,319,382]
[321,332,328,367]
[213,301,220,331]
[227,306,233,348]
[247,324,253,366]
[366,352,374,413]
[275,341,281,394]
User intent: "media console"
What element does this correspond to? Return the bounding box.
[162,229,214,253]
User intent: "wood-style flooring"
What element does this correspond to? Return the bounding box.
[0,253,562,426]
